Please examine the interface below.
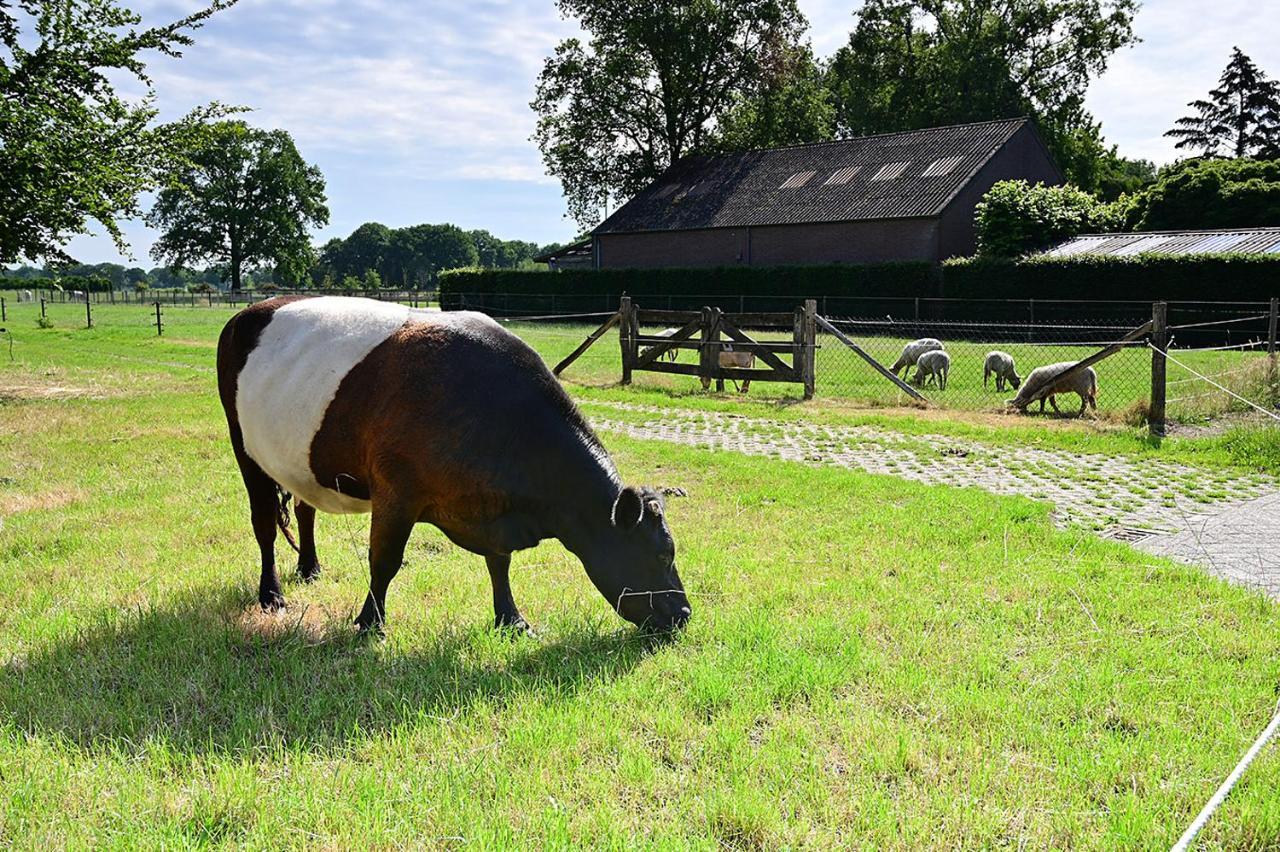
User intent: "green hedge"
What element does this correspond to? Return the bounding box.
[439,263,940,314]
[0,274,111,293]
[942,254,1280,302]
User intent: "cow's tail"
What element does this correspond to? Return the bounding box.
[276,485,300,553]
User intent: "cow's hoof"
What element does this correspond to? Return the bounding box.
[259,590,286,612]
[297,561,322,583]
[494,614,537,638]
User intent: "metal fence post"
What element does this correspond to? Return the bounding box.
[1150,301,1168,438]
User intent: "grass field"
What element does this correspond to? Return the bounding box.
[2,301,1280,846]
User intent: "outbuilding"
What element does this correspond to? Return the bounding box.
[590,117,1062,269]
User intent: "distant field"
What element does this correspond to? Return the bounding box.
[1,299,1279,845]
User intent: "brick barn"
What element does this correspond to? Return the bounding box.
[589,118,1062,269]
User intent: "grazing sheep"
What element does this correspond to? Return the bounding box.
[983,351,1022,392]
[890,338,943,381]
[913,349,951,390]
[700,343,756,393]
[642,327,682,362]
[1007,361,1098,417]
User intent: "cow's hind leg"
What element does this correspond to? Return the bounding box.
[294,499,322,581]
[354,508,415,633]
[234,452,286,610]
[486,554,532,634]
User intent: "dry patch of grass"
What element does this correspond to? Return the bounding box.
[232,601,355,646]
[0,382,113,402]
[0,486,85,516]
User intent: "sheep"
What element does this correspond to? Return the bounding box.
[700,343,756,393]
[642,327,682,362]
[983,350,1022,392]
[912,349,951,390]
[889,338,943,381]
[1007,361,1098,417]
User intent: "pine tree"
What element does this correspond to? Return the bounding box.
[1166,47,1280,158]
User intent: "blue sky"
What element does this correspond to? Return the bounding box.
[63,0,1280,267]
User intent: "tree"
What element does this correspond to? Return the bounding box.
[146,121,328,291]
[975,180,1122,257]
[1165,48,1280,159]
[717,43,833,151]
[532,0,809,228]
[1120,158,1280,231]
[0,0,238,264]
[824,0,1139,191]
[388,224,478,287]
[335,223,392,282]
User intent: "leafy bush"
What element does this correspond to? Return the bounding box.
[1121,158,1280,231]
[975,180,1122,258]
[943,253,1280,302]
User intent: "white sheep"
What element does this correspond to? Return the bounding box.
[1007,361,1098,417]
[890,338,943,381]
[983,351,1021,392]
[642,327,682,362]
[912,349,951,390]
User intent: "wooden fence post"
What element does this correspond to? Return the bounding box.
[619,296,633,385]
[699,306,716,390]
[155,301,163,336]
[1268,297,1278,400]
[85,295,92,329]
[1150,301,1168,438]
[802,299,816,399]
[1,297,5,322]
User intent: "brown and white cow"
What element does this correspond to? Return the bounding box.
[216,296,690,633]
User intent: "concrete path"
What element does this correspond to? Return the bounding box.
[585,401,1280,596]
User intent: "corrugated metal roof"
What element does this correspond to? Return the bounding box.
[594,118,1037,235]
[1042,227,1280,258]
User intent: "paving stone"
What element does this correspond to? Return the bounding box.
[586,401,1280,596]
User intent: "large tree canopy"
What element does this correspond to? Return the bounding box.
[0,0,237,264]
[1165,48,1280,159]
[824,0,1140,191]
[531,0,809,228]
[146,121,328,291]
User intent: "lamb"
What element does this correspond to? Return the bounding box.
[1007,361,1098,417]
[983,351,1021,392]
[912,349,951,389]
[890,338,943,381]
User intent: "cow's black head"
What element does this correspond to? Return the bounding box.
[590,485,690,632]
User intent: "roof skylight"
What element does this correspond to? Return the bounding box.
[652,183,681,199]
[922,156,964,177]
[780,170,817,189]
[871,161,910,181]
[824,166,861,186]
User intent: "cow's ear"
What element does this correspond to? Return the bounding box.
[612,486,645,530]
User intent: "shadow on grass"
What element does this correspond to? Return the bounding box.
[0,586,658,755]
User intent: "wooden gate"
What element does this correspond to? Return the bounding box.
[555,297,816,399]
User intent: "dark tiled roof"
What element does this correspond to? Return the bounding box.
[1042,227,1280,258]
[595,118,1034,235]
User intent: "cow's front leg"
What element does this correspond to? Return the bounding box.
[486,554,533,634]
[294,499,322,582]
[355,509,415,634]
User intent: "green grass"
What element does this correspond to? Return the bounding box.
[2,301,1280,846]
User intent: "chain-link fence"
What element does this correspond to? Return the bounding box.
[2,289,1276,428]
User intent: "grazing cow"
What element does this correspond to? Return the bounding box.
[216,296,690,633]
[700,343,756,393]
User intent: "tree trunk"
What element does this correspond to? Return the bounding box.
[230,252,242,292]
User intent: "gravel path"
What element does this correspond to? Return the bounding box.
[586,401,1280,595]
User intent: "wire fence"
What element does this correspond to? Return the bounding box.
[2,290,1276,427]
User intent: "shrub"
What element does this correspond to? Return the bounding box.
[1121,158,1280,231]
[975,180,1122,258]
